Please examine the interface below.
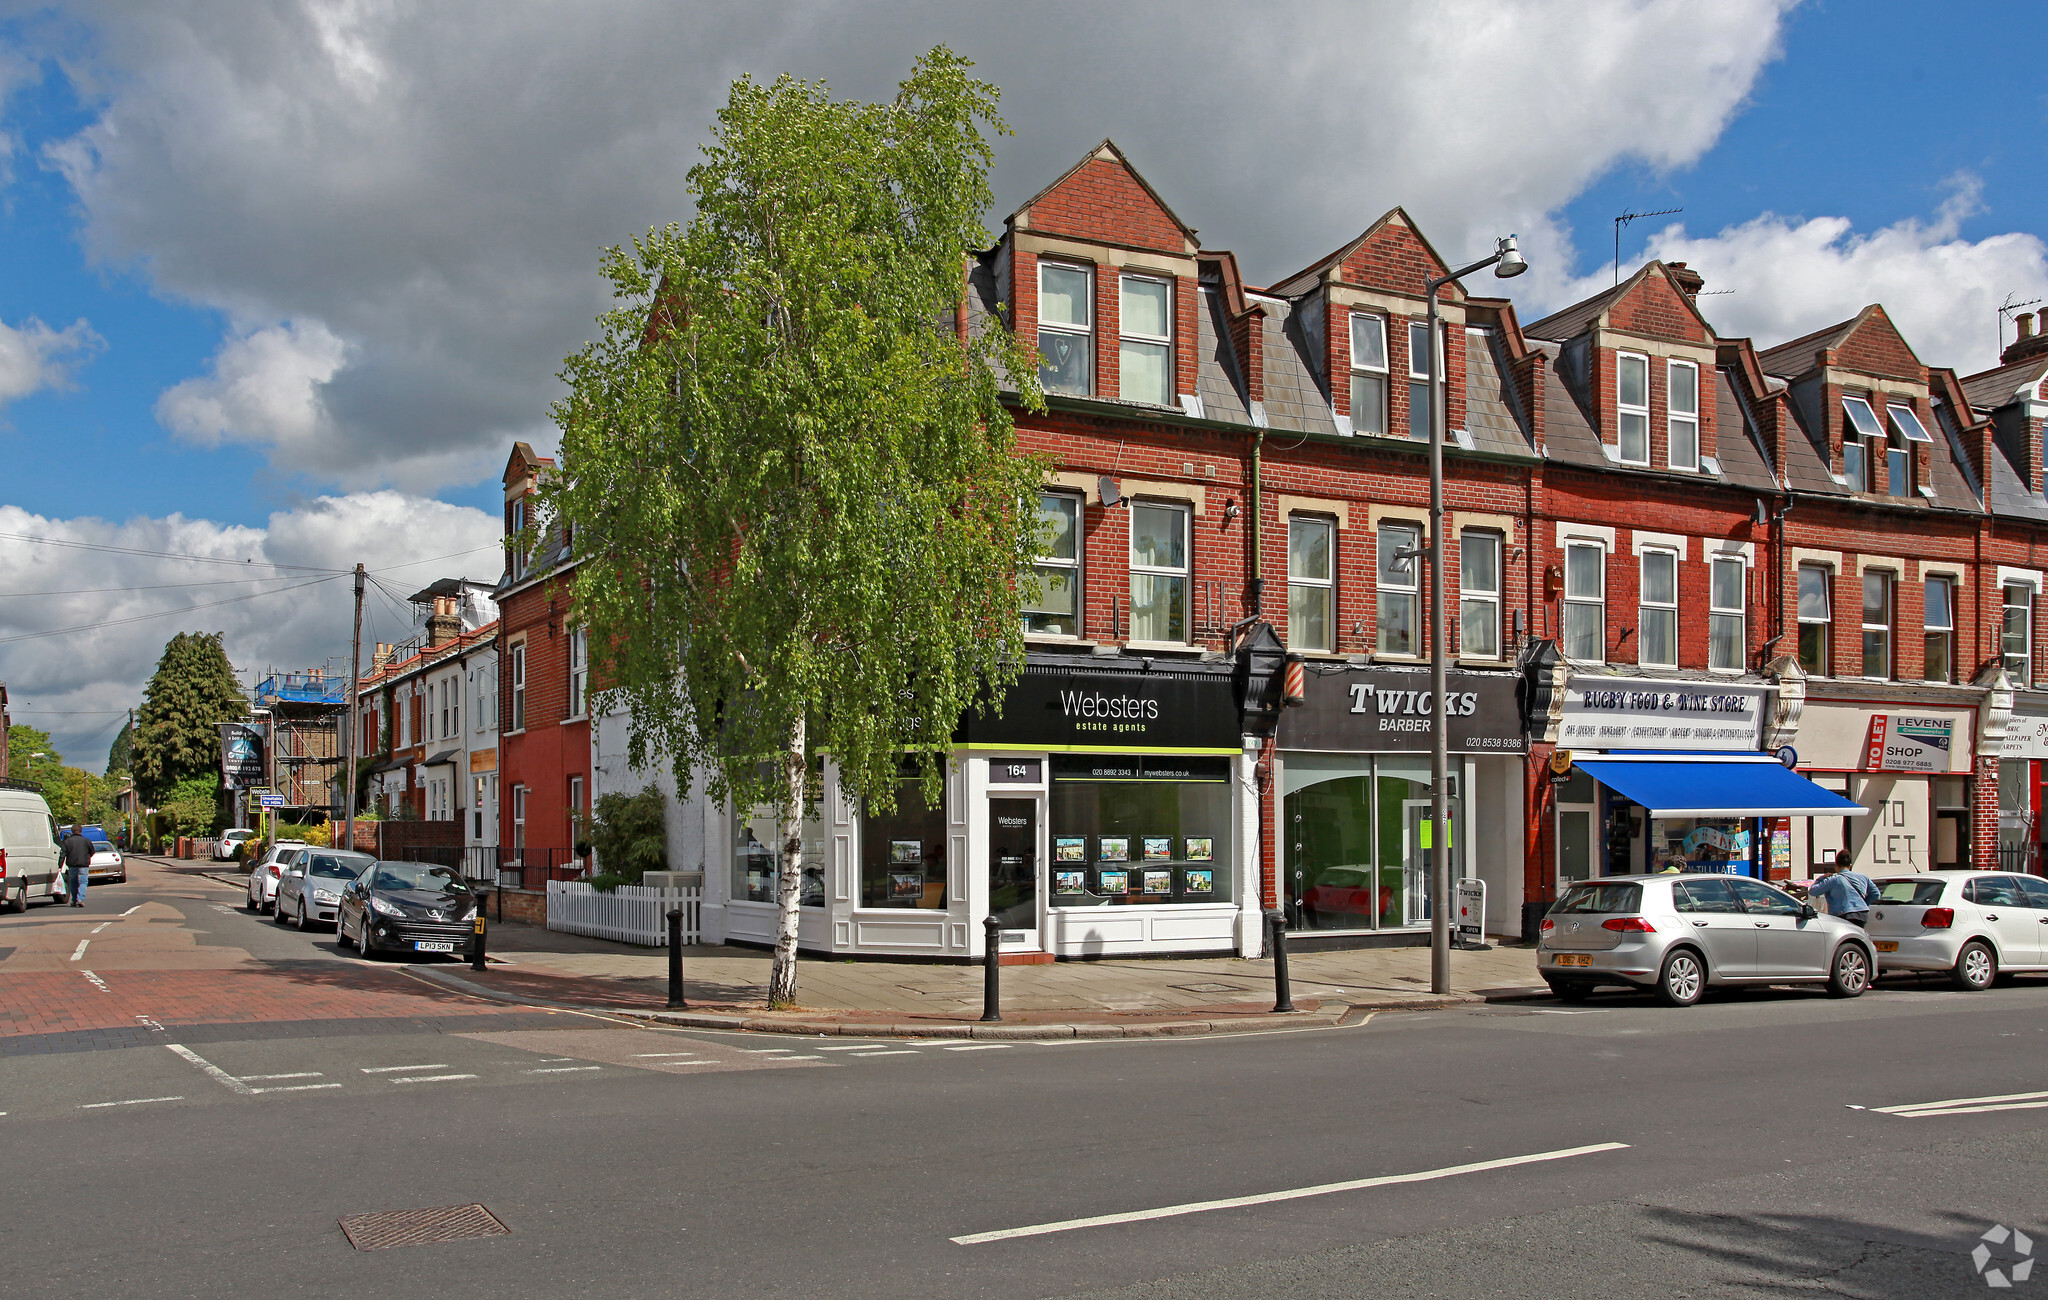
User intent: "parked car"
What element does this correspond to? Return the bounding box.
[1864,871,2048,990]
[1538,873,1877,1006]
[0,786,63,912]
[273,848,375,931]
[216,828,257,862]
[88,841,125,883]
[244,841,310,914]
[339,860,478,960]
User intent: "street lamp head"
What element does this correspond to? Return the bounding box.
[1494,234,1527,279]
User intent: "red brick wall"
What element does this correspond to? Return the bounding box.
[1834,309,1925,382]
[1022,157,1186,252]
[497,570,590,857]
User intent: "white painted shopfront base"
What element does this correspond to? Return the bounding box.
[1048,904,1243,957]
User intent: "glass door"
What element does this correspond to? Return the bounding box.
[1402,800,1433,927]
[988,797,1041,952]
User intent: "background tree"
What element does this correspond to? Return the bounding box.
[132,632,246,808]
[107,718,134,775]
[548,48,1045,1005]
[6,725,70,805]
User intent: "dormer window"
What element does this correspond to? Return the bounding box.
[1667,361,1699,471]
[1841,396,1883,492]
[1885,404,1930,498]
[1349,313,1388,436]
[1119,275,1172,406]
[1616,353,1649,464]
[1037,262,1094,397]
[1407,321,1436,441]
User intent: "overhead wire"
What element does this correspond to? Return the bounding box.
[0,573,343,646]
[0,529,345,573]
[0,573,318,599]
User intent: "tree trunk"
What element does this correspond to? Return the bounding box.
[768,714,805,1007]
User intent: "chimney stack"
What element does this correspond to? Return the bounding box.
[372,642,394,673]
[426,596,462,648]
[1665,262,1705,297]
[2003,310,2048,366]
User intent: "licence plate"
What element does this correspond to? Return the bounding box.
[1553,953,1593,967]
[413,941,455,953]
[1874,941,1898,953]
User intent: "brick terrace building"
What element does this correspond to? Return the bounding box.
[552,139,2047,963]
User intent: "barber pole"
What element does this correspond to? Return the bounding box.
[1283,656,1306,705]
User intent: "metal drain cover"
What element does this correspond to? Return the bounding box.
[339,1203,510,1251]
[1172,982,1248,994]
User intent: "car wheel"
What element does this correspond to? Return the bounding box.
[297,902,312,932]
[1952,940,1997,992]
[1656,949,1706,1007]
[8,885,24,914]
[1827,944,1871,999]
[359,920,377,960]
[1547,979,1594,1002]
[246,890,259,913]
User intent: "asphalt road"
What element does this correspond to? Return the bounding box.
[2,858,2045,1298]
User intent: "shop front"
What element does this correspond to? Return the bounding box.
[1547,674,1861,888]
[2001,708,2048,873]
[703,652,1257,960]
[1788,692,1985,878]
[1275,664,1526,947]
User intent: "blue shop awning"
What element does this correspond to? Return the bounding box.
[1573,754,1865,818]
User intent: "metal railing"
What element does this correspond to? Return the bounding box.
[400,843,590,891]
[1995,842,2038,875]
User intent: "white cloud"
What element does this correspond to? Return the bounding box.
[1556,174,2048,374]
[25,0,1793,491]
[0,314,104,407]
[155,319,350,451]
[0,493,500,772]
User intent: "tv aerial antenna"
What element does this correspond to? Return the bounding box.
[1614,208,1682,285]
[1997,292,2044,354]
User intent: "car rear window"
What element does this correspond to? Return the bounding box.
[1551,882,1643,915]
[1877,879,1945,905]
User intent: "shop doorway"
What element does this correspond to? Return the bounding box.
[1400,800,1438,927]
[988,797,1041,952]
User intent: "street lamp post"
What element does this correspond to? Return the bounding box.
[1426,235,1527,995]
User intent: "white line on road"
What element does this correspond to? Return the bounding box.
[69,941,88,962]
[252,1083,343,1094]
[850,1050,920,1058]
[944,1044,1013,1051]
[1875,1089,2048,1115]
[80,1096,184,1109]
[815,1045,887,1052]
[235,1073,322,1081]
[91,922,110,934]
[360,1064,450,1073]
[631,1052,702,1058]
[1525,1009,1613,1016]
[123,905,142,916]
[526,1066,602,1074]
[390,1074,477,1084]
[950,1142,1634,1245]
[80,971,109,993]
[166,1044,253,1095]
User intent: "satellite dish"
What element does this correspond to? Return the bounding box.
[1098,476,1121,507]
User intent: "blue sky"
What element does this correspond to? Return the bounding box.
[0,0,2044,769]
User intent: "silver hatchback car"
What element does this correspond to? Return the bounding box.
[1538,873,1877,1006]
[1863,871,2048,990]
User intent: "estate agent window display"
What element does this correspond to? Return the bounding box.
[1047,757,1234,908]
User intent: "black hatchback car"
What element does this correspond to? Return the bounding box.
[339,860,477,959]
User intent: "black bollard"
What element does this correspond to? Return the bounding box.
[469,910,487,972]
[981,916,1002,1023]
[667,908,687,1009]
[1266,909,1295,1013]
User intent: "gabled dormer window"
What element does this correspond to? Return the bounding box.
[1037,262,1094,397]
[1407,321,1436,441]
[1885,403,1930,498]
[1616,353,1649,464]
[1667,361,1699,471]
[1350,313,1388,436]
[1119,275,1172,406]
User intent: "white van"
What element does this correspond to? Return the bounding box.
[0,786,63,912]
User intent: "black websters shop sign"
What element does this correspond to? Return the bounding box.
[957,664,1241,754]
[1277,666,1525,754]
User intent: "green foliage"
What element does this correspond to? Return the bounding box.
[6,724,70,804]
[545,47,1045,831]
[132,632,247,805]
[160,773,223,838]
[587,785,667,889]
[107,719,134,775]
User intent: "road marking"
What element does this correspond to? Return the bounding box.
[80,971,110,993]
[80,1096,184,1109]
[631,1052,703,1058]
[1526,1009,1613,1016]
[944,1044,1013,1051]
[734,1048,794,1054]
[816,1045,886,1052]
[252,1083,343,1094]
[850,1050,920,1058]
[526,1066,602,1074]
[949,1142,1633,1245]
[69,941,88,962]
[361,1064,450,1073]
[166,1044,253,1095]
[135,1015,165,1032]
[91,922,110,934]
[1875,1088,2048,1116]
[123,905,142,915]
[236,1073,322,1081]
[390,1074,477,1084]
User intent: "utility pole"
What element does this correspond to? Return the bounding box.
[344,563,365,851]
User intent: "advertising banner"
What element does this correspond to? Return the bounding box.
[958,662,1241,755]
[1863,715,1954,774]
[1277,665,1525,754]
[1555,677,1767,752]
[220,722,264,786]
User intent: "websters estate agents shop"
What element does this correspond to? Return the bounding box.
[702,653,1258,961]
[1275,664,1526,947]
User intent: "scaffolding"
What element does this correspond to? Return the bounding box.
[255,660,352,818]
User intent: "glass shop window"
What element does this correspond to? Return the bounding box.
[859,770,949,909]
[1048,756,1233,907]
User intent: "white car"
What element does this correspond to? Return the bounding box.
[215,828,257,861]
[244,841,310,914]
[89,843,125,883]
[1865,871,2048,990]
[273,848,375,931]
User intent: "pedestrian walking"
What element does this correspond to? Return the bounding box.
[60,827,95,907]
[1809,849,1881,927]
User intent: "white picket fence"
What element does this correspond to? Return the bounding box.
[546,881,701,946]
